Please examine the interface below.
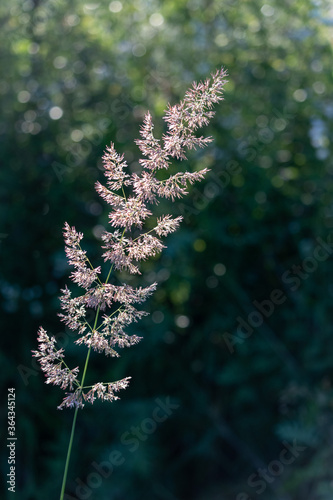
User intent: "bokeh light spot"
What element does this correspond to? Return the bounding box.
[149,13,164,27]
[194,239,206,252]
[293,89,307,102]
[49,106,63,120]
[313,81,325,94]
[71,129,84,142]
[259,156,273,169]
[206,276,218,288]
[109,1,122,12]
[254,191,267,204]
[65,14,80,26]
[175,315,190,328]
[261,4,275,16]
[271,175,284,188]
[17,90,31,103]
[152,311,164,324]
[231,174,245,187]
[53,56,67,69]
[214,263,226,276]
[132,43,146,57]
[92,225,105,239]
[215,34,229,47]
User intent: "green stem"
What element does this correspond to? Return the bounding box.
[59,307,100,499]
[59,405,79,500]
[59,347,92,500]
[105,263,114,285]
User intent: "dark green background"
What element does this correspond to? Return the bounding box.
[1,0,333,498]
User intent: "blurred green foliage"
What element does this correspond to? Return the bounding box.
[1,0,333,499]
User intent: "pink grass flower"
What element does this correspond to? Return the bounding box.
[33,68,228,409]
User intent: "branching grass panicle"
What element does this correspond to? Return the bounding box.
[32,67,227,499]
